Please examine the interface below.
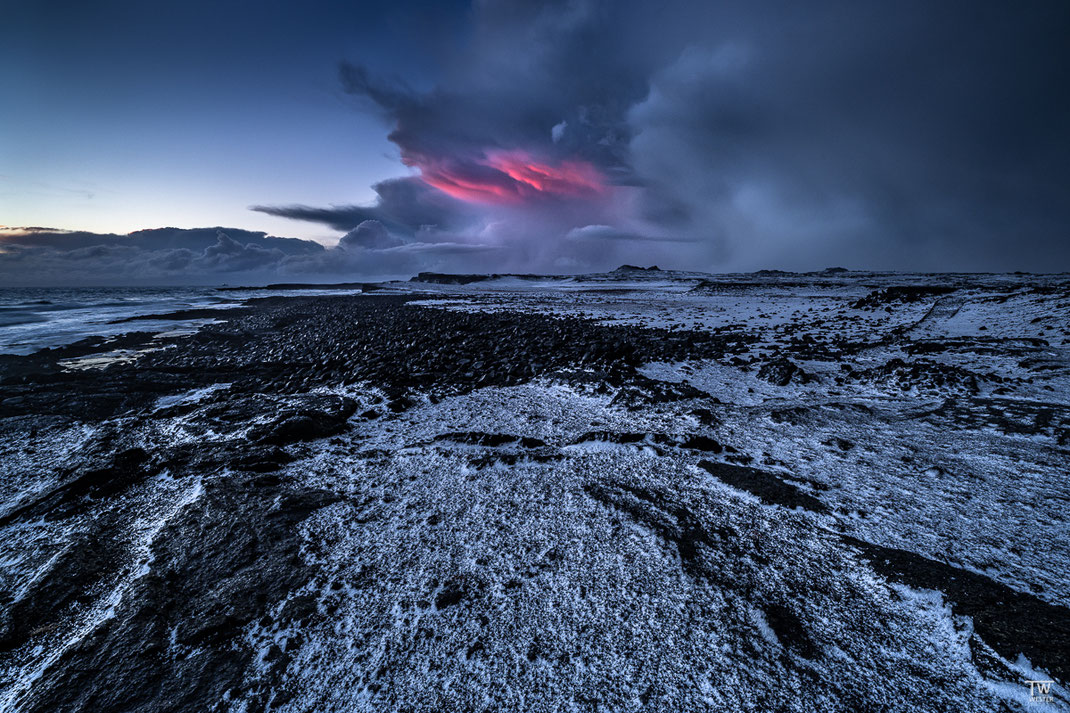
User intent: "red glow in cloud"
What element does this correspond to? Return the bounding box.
[415,150,605,204]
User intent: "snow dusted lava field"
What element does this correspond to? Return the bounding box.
[0,268,1068,711]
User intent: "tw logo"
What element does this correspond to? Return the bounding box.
[1026,680,1054,704]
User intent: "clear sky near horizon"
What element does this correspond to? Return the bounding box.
[2,0,1069,284]
[1,1,473,243]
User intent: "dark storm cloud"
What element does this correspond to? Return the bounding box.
[335,14,643,174]
[260,0,1070,273]
[624,2,1070,270]
[252,176,476,234]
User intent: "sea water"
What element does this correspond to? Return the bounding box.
[0,286,359,355]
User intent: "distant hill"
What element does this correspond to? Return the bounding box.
[613,264,661,272]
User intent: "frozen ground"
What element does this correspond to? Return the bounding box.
[0,269,1067,711]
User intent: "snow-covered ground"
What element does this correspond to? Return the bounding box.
[1,270,1067,711]
[229,384,1061,711]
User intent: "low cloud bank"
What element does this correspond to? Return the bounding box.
[0,224,503,286]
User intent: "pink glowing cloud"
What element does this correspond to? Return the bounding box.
[409,150,606,204]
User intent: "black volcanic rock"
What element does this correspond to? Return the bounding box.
[844,535,1070,682]
[0,446,159,527]
[19,480,340,713]
[0,526,124,653]
[698,460,828,513]
[410,272,493,284]
[757,357,814,387]
[851,285,954,309]
[248,395,358,445]
[846,358,982,393]
[0,295,747,425]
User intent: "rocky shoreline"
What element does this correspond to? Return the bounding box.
[1,275,1068,711]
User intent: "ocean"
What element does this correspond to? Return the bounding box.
[0,286,360,356]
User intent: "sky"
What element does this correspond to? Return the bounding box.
[2,0,1069,285]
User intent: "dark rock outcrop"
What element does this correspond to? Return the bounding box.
[757,357,814,387]
[844,535,1070,683]
[851,285,955,309]
[20,480,340,713]
[698,461,828,514]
